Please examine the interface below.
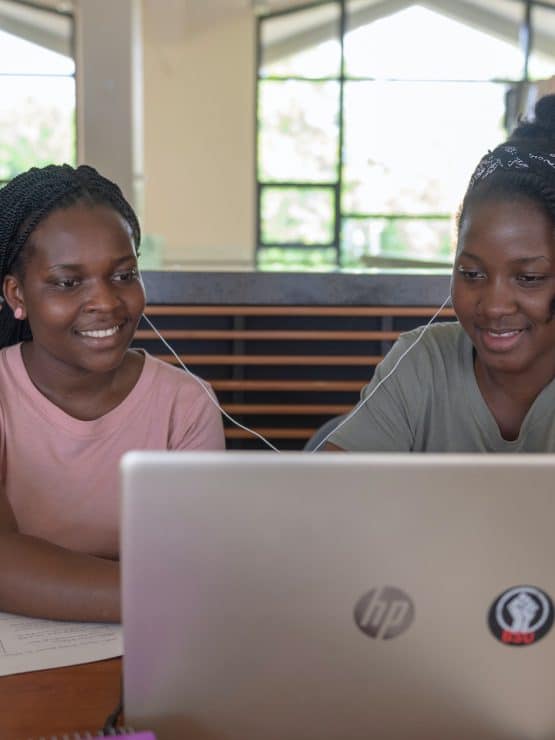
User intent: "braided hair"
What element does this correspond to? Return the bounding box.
[457,94,555,241]
[0,164,141,347]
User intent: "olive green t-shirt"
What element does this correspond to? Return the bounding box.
[329,322,555,452]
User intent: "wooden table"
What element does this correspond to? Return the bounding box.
[0,658,122,739]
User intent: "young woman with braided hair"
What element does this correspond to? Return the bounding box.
[327,94,555,452]
[0,164,224,622]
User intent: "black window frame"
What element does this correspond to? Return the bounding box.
[255,0,555,270]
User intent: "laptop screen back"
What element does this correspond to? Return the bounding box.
[121,451,555,740]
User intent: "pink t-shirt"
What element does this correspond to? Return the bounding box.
[0,344,225,557]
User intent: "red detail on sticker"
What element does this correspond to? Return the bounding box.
[501,630,536,645]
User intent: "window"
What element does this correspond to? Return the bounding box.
[256,0,555,271]
[0,0,75,186]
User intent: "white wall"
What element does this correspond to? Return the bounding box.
[141,2,256,268]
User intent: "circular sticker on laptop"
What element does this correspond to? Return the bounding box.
[354,586,414,640]
[488,585,554,647]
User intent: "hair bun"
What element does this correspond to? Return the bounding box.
[509,93,555,144]
[534,94,555,130]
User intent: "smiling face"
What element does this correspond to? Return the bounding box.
[3,202,146,380]
[452,196,555,384]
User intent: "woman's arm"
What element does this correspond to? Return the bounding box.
[0,486,120,622]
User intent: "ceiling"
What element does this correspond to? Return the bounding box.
[0,0,554,60]
[0,0,72,55]
[259,0,555,65]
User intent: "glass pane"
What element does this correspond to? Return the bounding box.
[0,77,75,180]
[258,246,337,271]
[0,4,74,74]
[342,81,506,215]
[261,187,335,245]
[344,2,523,80]
[529,6,555,80]
[341,217,454,269]
[260,3,341,78]
[258,80,339,182]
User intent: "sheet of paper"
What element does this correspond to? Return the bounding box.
[0,610,122,676]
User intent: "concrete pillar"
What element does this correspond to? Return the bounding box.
[74,0,143,211]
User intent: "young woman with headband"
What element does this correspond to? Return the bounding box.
[326,95,555,453]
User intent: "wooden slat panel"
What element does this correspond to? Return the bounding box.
[157,354,382,366]
[211,380,365,391]
[223,404,351,415]
[135,329,400,341]
[225,427,315,439]
[141,301,454,448]
[145,305,456,318]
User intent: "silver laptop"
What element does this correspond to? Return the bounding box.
[121,451,555,740]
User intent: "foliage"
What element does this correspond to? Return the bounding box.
[0,97,75,181]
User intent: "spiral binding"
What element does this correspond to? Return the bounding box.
[33,730,154,740]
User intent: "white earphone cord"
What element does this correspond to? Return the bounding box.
[142,293,451,455]
[141,314,281,452]
[310,294,453,453]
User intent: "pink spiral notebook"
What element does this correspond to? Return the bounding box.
[30,732,155,739]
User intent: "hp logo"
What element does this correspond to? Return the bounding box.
[354,586,415,640]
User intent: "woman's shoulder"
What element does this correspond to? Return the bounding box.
[399,320,462,343]
[0,343,24,382]
[142,350,201,381]
[376,321,469,388]
[394,321,465,360]
[141,351,215,401]
[0,342,22,360]
[139,353,224,449]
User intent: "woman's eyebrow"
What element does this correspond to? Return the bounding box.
[510,256,551,265]
[46,263,82,272]
[46,256,137,272]
[457,252,552,266]
[456,250,481,262]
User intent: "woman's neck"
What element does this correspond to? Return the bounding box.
[20,343,144,420]
[474,356,555,441]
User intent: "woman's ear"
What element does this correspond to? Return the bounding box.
[2,275,26,320]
